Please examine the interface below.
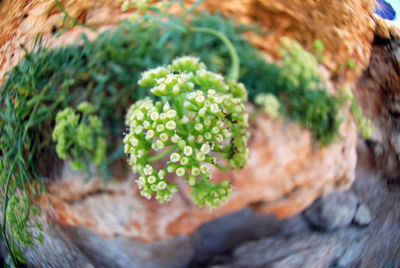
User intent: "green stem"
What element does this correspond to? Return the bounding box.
[148,145,178,162]
[189,26,240,82]
[2,161,18,267]
[215,164,233,171]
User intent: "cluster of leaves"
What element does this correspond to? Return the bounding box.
[53,102,106,171]
[124,56,249,208]
[253,38,345,146]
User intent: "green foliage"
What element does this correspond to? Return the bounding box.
[254,38,344,146]
[347,58,356,69]
[53,102,106,171]
[124,56,249,208]
[5,194,43,263]
[255,93,280,119]
[313,39,325,62]
[344,87,374,139]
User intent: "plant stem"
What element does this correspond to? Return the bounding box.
[189,26,240,82]
[148,145,178,162]
[215,164,233,171]
[2,161,17,267]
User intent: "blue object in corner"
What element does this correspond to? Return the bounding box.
[375,0,396,20]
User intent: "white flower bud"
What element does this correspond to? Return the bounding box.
[160,133,168,142]
[195,123,203,132]
[204,119,211,127]
[204,132,212,140]
[143,121,150,128]
[135,111,144,120]
[163,102,171,112]
[156,140,164,149]
[199,107,206,116]
[196,95,205,104]
[200,164,209,174]
[183,146,193,156]
[166,110,177,119]
[156,124,165,132]
[130,137,139,147]
[176,167,185,176]
[180,157,189,165]
[170,153,180,162]
[157,181,167,190]
[196,135,204,143]
[216,134,223,142]
[144,164,153,176]
[160,113,167,121]
[200,144,210,154]
[211,127,219,134]
[191,167,200,176]
[196,152,205,161]
[146,130,155,140]
[134,126,143,134]
[210,104,219,113]
[151,185,158,191]
[167,165,175,173]
[147,175,156,184]
[150,112,159,121]
[166,120,176,130]
[187,135,194,142]
[158,170,166,178]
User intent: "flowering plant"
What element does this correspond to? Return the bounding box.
[53,102,106,171]
[124,56,249,208]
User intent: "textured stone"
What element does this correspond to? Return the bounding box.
[353,203,372,226]
[303,191,358,231]
[0,0,377,84]
[42,114,357,242]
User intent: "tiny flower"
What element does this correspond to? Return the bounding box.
[176,167,185,176]
[150,112,159,121]
[196,95,205,104]
[158,170,166,178]
[210,104,219,113]
[196,152,206,161]
[135,111,144,121]
[147,175,157,184]
[191,167,200,176]
[166,110,177,119]
[170,153,180,162]
[180,157,189,165]
[151,185,158,191]
[144,164,153,176]
[200,144,210,154]
[160,133,169,142]
[195,123,203,132]
[167,165,176,173]
[183,146,193,156]
[204,132,212,140]
[134,126,144,134]
[160,113,167,121]
[166,121,176,130]
[156,124,165,132]
[211,127,219,134]
[196,135,204,143]
[143,121,150,128]
[156,140,164,149]
[157,181,167,190]
[146,130,155,140]
[216,134,223,142]
[200,164,209,174]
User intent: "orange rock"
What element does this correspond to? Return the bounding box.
[44,114,357,242]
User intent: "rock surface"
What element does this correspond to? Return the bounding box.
[0,0,379,84]
[43,114,357,242]
[303,191,358,231]
[207,167,400,268]
[353,203,372,226]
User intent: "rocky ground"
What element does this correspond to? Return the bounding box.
[4,154,399,268]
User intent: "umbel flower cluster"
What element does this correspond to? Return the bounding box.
[53,102,106,170]
[124,56,249,208]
